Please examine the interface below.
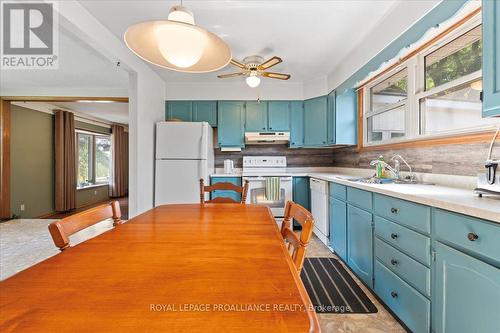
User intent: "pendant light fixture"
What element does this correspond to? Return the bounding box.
[124,2,231,73]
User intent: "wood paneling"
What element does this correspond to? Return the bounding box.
[0,99,11,219]
[332,140,498,176]
[215,144,342,168]
[0,204,320,332]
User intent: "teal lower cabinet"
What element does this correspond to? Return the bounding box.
[333,184,500,333]
[292,177,310,211]
[210,177,242,202]
[347,204,373,288]
[375,261,430,333]
[433,243,500,333]
[329,196,347,261]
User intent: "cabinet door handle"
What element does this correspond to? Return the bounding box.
[390,207,399,214]
[467,233,478,241]
[390,233,398,239]
[390,259,398,266]
[391,291,398,298]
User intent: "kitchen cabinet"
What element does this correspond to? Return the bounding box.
[245,101,268,131]
[433,242,500,333]
[165,101,217,127]
[166,101,192,122]
[347,204,373,288]
[292,177,310,211]
[483,0,500,117]
[268,101,291,131]
[330,196,347,261]
[327,90,336,144]
[193,101,217,127]
[218,101,245,148]
[290,101,304,147]
[335,89,357,144]
[304,96,328,146]
[210,177,242,202]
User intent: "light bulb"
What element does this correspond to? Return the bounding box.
[246,75,261,88]
[167,6,195,25]
[155,23,207,68]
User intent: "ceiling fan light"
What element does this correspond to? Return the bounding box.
[155,23,207,68]
[167,6,195,25]
[246,75,261,88]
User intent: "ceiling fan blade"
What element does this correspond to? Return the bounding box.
[258,56,282,70]
[217,72,246,79]
[261,72,291,80]
[230,59,247,70]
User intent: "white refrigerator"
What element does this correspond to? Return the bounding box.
[155,122,214,205]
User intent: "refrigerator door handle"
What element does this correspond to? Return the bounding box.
[201,123,207,160]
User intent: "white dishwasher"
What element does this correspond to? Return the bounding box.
[310,178,329,246]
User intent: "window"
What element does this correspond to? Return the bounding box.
[77,131,111,188]
[367,68,408,143]
[363,14,499,146]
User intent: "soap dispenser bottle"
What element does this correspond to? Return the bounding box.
[376,155,385,178]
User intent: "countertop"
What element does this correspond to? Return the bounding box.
[308,173,500,224]
[210,171,500,223]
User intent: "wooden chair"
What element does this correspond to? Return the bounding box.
[280,201,314,272]
[48,201,122,251]
[199,179,249,204]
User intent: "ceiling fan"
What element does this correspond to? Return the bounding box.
[217,55,291,88]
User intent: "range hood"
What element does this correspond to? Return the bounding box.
[245,131,290,144]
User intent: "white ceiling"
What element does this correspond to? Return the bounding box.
[0,24,129,97]
[80,0,403,84]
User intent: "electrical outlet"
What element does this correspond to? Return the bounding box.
[94,190,97,195]
[20,204,25,211]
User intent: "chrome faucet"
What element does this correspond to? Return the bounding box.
[390,155,415,181]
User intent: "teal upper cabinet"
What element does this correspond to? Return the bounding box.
[218,101,245,147]
[268,101,291,131]
[166,101,192,122]
[290,101,304,147]
[433,242,500,333]
[304,96,328,146]
[483,0,500,117]
[192,101,217,127]
[335,89,357,145]
[327,90,336,144]
[245,101,268,131]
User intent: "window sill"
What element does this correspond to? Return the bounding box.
[77,183,109,191]
[359,129,499,152]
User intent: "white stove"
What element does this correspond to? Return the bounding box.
[242,156,292,221]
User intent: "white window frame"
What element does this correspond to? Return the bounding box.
[363,13,496,147]
[76,129,111,189]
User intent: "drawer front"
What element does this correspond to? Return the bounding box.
[375,261,430,333]
[346,187,373,211]
[375,238,430,297]
[329,182,346,200]
[375,216,430,266]
[434,209,500,264]
[374,194,430,234]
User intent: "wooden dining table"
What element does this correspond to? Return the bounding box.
[0,204,320,332]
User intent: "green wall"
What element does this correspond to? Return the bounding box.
[10,105,55,218]
[10,106,121,218]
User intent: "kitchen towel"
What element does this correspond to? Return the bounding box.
[265,177,281,201]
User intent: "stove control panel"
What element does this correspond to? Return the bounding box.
[243,156,287,168]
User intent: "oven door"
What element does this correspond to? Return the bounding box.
[243,176,292,217]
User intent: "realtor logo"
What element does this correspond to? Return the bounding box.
[1,1,58,69]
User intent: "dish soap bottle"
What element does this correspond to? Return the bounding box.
[376,155,385,178]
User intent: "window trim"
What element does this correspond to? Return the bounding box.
[76,130,111,189]
[360,10,498,149]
